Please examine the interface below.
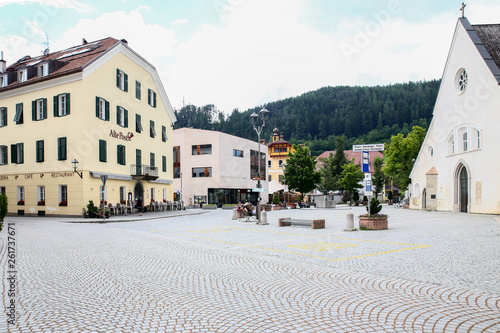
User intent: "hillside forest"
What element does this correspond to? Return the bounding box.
[173,80,440,156]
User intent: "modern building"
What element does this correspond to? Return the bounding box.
[173,128,267,206]
[410,17,500,214]
[0,37,176,216]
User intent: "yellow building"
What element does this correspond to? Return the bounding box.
[0,37,176,216]
[266,127,294,183]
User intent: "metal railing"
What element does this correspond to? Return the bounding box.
[130,164,158,180]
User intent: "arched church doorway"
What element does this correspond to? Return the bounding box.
[458,165,469,213]
[422,188,427,210]
[134,181,144,202]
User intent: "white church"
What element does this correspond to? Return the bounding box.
[410,16,500,214]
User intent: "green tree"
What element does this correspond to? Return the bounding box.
[372,156,385,196]
[341,159,364,205]
[0,194,8,232]
[283,144,322,200]
[331,136,348,190]
[272,192,280,205]
[384,126,426,191]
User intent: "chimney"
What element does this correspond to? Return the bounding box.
[82,38,88,45]
[0,51,6,74]
[121,39,128,45]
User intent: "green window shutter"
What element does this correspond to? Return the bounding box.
[65,93,70,115]
[124,73,128,92]
[58,137,67,161]
[2,146,7,165]
[136,81,141,99]
[42,98,47,119]
[99,140,107,162]
[162,156,166,172]
[117,145,121,165]
[2,108,7,126]
[95,97,99,118]
[153,92,157,108]
[148,89,151,105]
[162,126,167,142]
[53,95,58,117]
[116,106,120,125]
[11,144,17,164]
[18,143,23,164]
[124,109,128,128]
[105,100,110,121]
[36,140,44,162]
[32,101,36,121]
[150,153,155,167]
[116,68,120,88]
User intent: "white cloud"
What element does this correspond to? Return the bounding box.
[0,0,95,13]
[171,18,188,26]
[52,10,177,65]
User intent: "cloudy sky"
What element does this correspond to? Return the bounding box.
[1,0,499,114]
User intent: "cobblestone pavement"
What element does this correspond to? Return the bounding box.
[1,206,499,332]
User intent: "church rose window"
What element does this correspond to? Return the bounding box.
[455,68,468,94]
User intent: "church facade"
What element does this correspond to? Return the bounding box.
[409,17,500,214]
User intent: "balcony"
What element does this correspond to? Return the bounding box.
[130,164,158,180]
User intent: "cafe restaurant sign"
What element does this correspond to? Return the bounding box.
[110,130,134,142]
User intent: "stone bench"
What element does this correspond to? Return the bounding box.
[278,217,325,229]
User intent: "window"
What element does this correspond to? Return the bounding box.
[278,160,283,168]
[151,188,155,202]
[59,185,68,206]
[0,75,7,87]
[173,146,180,179]
[116,69,128,92]
[54,93,70,117]
[38,63,48,77]
[148,89,157,107]
[0,187,5,195]
[14,103,23,124]
[463,132,468,152]
[455,68,468,94]
[192,167,212,178]
[11,143,23,164]
[163,188,167,201]
[36,140,44,162]
[37,186,45,205]
[17,186,25,205]
[95,97,109,121]
[162,125,167,142]
[32,98,47,121]
[150,120,156,138]
[268,160,272,168]
[99,140,107,162]
[250,150,266,179]
[268,175,272,182]
[18,68,27,83]
[117,106,128,127]
[233,149,243,157]
[117,144,126,165]
[136,114,143,133]
[279,175,284,183]
[0,107,7,127]
[150,152,155,167]
[120,186,126,204]
[57,137,67,161]
[192,144,212,155]
[135,81,141,100]
[0,145,7,165]
[162,155,166,172]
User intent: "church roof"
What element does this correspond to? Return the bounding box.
[461,18,500,84]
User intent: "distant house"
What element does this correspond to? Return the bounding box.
[173,128,267,207]
[410,17,500,214]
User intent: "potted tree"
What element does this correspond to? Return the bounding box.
[359,197,388,230]
[353,191,360,206]
[272,192,280,210]
[387,191,394,205]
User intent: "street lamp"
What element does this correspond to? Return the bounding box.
[250,107,269,224]
[71,159,83,179]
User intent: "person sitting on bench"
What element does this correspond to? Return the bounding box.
[243,202,254,216]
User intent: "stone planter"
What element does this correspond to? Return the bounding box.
[388,202,393,206]
[236,211,244,218]
[359,216,388,230]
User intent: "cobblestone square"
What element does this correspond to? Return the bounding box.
[1,206,499,332]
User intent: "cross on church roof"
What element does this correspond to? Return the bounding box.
[460,2,466,18]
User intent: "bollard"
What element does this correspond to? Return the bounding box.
[343,212,357,231]
[231,208,237,220]
[82,208,86,218]
[258,210,268,225]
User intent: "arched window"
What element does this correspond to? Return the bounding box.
[447,124,481,155]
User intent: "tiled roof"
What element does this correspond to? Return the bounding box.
[0,37,121,92]
[473,23,500,82]
[460,18,500,84]
[317,150,384,173]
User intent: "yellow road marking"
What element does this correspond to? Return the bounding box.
[288,242,358,251]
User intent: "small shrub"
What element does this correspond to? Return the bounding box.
[362,195,368,203]
[86,200,98,217]
[366,197,383,216]
[341,192,351,203]
[272,192,280,205]
[0,194,8,232]
[387,191,394,202]
[352,191,359,202]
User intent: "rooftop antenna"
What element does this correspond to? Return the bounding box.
[42,32,50,56]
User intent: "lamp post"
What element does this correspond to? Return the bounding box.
[250,107,269,224]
